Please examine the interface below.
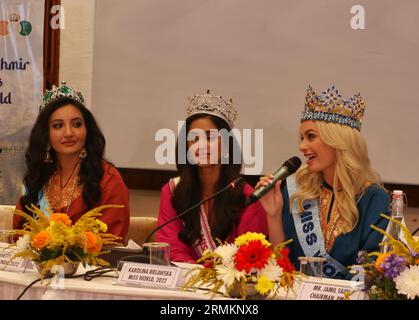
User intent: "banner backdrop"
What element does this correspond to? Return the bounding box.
[0,0,44,204]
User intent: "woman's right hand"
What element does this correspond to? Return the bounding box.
[255,174,284,218]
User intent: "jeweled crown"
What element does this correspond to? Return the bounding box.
[301,85,366,131]
[39,81,85,113]
[9,13,20,22]
[186,90,237,128]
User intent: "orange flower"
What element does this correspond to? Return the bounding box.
[32,231,52,249]
[375,253,391,272]
[50,213,72,226]
[85,231,102,253]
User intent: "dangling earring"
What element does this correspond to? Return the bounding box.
[78,147,88,160]
[44,143,53,163]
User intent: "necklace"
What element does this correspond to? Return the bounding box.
[60,161,80,189]
[63,175,79,214]
[45,162,81,214]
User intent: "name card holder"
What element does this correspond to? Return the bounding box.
[117,262,181,290]
[296,279,365,300]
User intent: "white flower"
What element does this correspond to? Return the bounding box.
[394,265,419,300]
[15,234,31,254]
[215,264,245,287]
[260,259,283,282]
[214,243,237,265]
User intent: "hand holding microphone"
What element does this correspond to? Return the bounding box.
[249,156,302,217]
[255,173,284,218]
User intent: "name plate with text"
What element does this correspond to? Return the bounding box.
[118,262,181,289]
[0,248,34,273]
[297,281,365,300]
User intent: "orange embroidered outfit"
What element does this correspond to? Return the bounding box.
[14,162,130,242]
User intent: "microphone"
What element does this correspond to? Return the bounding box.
[246,156,302,206]
[116,176,245,267]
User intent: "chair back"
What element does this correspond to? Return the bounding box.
[126,216,158,246]
[0,205,15,242]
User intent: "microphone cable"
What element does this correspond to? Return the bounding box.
[143,176,244,244]
[16,266,117,300]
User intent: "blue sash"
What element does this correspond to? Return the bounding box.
[21,184,51,218]
[286,175,348,278]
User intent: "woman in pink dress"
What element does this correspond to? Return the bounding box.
[156,91,268,263]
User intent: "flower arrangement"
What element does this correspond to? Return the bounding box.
[183,232,297,299]
[12,205,123,276]
[354,215,419,300]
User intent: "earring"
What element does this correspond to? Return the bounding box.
[44,143,53,163]
[78,147,88,159]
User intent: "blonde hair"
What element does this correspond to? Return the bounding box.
[290,121,383,233]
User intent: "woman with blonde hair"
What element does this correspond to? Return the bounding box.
[257,85,389,279]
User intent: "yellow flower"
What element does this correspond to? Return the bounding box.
[96,220,108,233]
[343,291,352,300]
[12,205,125,277]
[50,213,72,227]
[255,275,274,295]
[234,232,271,247]
[32,231,52,249]
[375,253,391,272]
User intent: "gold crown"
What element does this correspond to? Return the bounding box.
[302,85,366,131]
[8,13,20,22]
[186,90,237,127]
[40,81,85,113]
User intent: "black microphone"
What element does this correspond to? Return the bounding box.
[117,176,245,267]
[246,156,302,206]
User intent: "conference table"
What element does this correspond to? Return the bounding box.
[0,263,365,300]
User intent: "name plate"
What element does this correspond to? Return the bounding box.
[0,243,35,273]
[297,281,365,300]
[118,262,181,289]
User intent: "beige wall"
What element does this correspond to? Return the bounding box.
[58,1,419,187]
[59,0,95,108]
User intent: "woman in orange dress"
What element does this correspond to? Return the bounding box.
[13,81,130,242]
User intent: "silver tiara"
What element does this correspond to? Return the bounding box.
[186,90,237,127]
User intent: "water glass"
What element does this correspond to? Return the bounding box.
[142,242,171,266]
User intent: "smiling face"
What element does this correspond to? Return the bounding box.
[299,120,336,181]
[187,116,222,167]
[48,104,87,158]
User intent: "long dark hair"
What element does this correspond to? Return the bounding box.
[172,114,246,246]
[20,98,106,215]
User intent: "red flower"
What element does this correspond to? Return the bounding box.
[203,261,214,269]
[276,248,295,273]
[234,240,273,273]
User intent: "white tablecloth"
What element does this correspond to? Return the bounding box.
[0,264,365,300]
[0,266,232,300]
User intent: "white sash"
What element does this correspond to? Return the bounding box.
[286,175,348,278]
[168,178,217,258]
